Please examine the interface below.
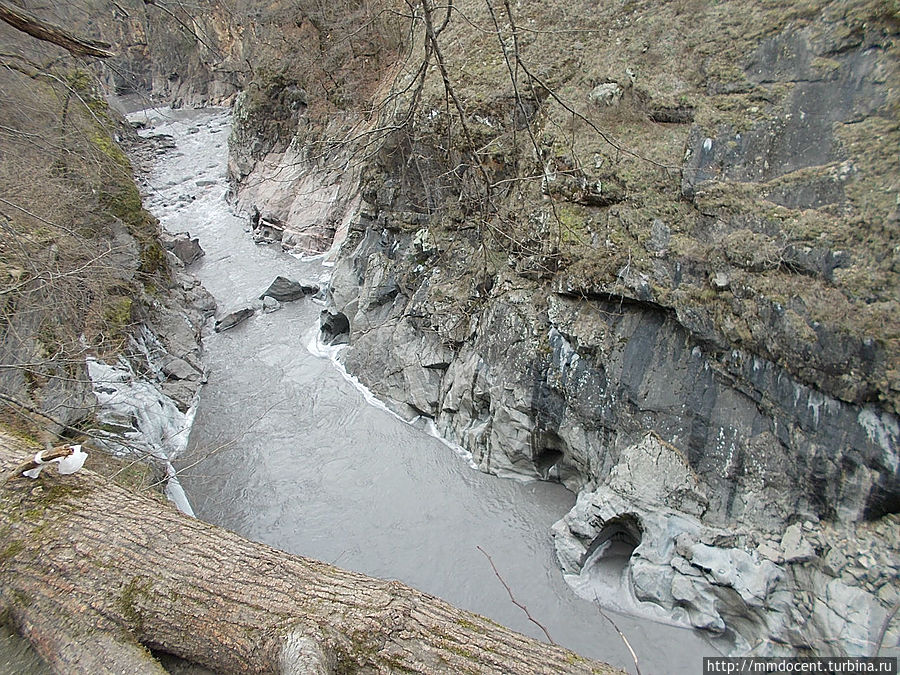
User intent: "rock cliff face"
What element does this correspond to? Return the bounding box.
[294,0,899,656]
[226,88,363,253]
[0,14,214,504]
[325,202,898,654]
[99,2,245,107]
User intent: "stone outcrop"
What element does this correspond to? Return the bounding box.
[320,309,351,346]
[325,208,899,654]
[303,0,899,656]
[136,271,214,412]
[261,295,281,313]
[328,221,897,516]
[50,2,247,108]
[552,435,899,656]
[227,97,363,256]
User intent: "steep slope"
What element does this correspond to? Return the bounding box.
[0,11,210,471]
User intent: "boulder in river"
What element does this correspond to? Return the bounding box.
[261,295,281,313]
[161,231,205,266]
[259,276,319,302]
[214,307,255,332]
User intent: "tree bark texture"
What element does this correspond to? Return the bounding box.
[0,436,621,674]
[0,1,114,58]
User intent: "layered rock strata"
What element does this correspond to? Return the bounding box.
[312,2,899,656]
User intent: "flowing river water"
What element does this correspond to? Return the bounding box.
[131,107,714,674]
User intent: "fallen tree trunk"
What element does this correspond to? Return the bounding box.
[0,436,620,674]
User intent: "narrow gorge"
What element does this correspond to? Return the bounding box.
[0,0,897,672]
[135,105,710,671]
[219,0,900,657]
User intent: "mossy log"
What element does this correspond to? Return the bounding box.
[0,437,621,674]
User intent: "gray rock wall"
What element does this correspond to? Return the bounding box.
[326,200,898,654]
[330,219,897,525]
[213,0,899,657]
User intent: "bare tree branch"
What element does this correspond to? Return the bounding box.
[477,545,556,645]
[593,596,642,675]
[0,1,114,58]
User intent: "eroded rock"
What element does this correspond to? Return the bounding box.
[320,309,350,345]
[161,231,205,266]
[589,82,623,107]
[214,307,254,332]
[260,276,319,302]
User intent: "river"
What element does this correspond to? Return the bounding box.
[133,106,714,674]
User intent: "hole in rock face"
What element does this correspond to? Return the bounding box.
[863,479,900,521]
[581,514,643,571]
[532,430,568,481]
[320,309,350,345]
[533,448,564,478]
[566,514,656,616]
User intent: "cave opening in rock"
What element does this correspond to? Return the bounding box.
[532,430,568,481]
[863,480,900,521]
[534,447,564,478]
[565,514,650,616]
[581,514,643,572]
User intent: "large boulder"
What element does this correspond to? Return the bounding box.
[259,276,319,302]
[161,232,204,266]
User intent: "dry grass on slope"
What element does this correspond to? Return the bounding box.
[0,26,168,438]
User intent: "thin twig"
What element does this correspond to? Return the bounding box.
[593,594,642,675]
[874,600,899,656]
[477,545,555,645]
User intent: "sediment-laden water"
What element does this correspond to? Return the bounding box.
[135,106,714,674]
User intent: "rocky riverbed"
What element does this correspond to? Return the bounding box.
[217,7,900,658]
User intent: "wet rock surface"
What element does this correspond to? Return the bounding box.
[315,12,899,653]
[261,295,281,313]
[161,231,205,266]
[165,0,900,660]
[214,307,254,332]
[326,212,898,652]
[259,275,319,302]
[552,435,900,656]
[320,308,350,345]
